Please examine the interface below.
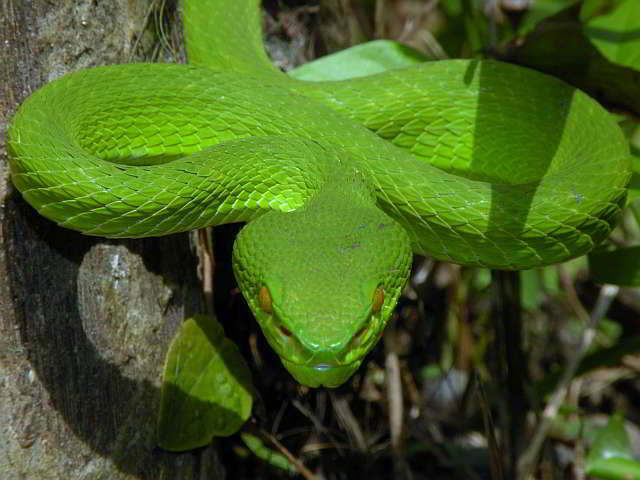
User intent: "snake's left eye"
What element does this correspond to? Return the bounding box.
[372,286,384,314]
[259,286,272,314]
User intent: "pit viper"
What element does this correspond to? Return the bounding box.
[8,0,630,387]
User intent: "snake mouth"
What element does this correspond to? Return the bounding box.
[312,363,335,372]
[281,358,362,388]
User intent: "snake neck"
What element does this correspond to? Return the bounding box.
[182,0,283,78]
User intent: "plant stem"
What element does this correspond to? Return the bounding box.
[492,269,527,479]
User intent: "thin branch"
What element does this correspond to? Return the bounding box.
[262,430,317,480]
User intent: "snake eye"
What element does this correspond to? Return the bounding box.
[259,286,272,314]
[372,286,384,314]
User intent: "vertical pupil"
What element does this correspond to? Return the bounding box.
[259,286,272,313]
[372,286,384,314]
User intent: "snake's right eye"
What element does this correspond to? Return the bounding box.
[372,286,384,314]
[259,286,272,314]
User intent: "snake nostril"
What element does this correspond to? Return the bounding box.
[279,325,292,337]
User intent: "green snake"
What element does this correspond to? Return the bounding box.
[8,0,630,387]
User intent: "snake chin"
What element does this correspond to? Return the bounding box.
[281,358,363,388]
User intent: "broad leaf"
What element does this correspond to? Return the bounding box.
[586,414,640,479]
[157,315,253,451]
[586,458,640,479]
[517,0,581,35]
[289,40,429,81]
[584,0,640,72]
[506,14,640,115]
[580,0,625,22]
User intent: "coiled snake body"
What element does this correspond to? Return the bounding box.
[8,0,630,386]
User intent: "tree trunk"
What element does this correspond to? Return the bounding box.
[0,1,225,478]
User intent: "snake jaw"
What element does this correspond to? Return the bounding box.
[313,363,334,372]
[239,282,390,387]
[253,295,398,388]
[281,359,363,388]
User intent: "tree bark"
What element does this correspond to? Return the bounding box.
[0,1,225,478]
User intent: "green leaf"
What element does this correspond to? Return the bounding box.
[580,0,625,22]
[507,14,640,115]
[157,315,253,451]
[586,457,640,480]
[549,413,620,446]
[588,246,640,286]
[439,0,463,16]
[584,0,640,71]
[288,40,429,82]
[517,0,581,36]
[471,268,491,291]
[520,269,545,310]
[519,267,559,310]
[628,175,640,201]
[617,117,640,199]
[240,433,297,473]
[630,149,640,200]
[588,414,633,461]
[586,414,640,479]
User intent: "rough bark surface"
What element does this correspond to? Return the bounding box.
[0,1,225,478]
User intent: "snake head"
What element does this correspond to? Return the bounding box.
[232,176,412,388]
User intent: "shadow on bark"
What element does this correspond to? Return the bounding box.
[3,194,229,479]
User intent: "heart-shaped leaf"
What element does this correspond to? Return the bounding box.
[157,315,253,451]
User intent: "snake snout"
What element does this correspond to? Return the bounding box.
[312,363,335,372]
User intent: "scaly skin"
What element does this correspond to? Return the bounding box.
[8,0,630,387]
